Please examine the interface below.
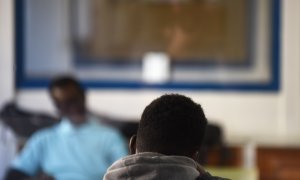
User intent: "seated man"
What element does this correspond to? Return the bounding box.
[5,76,127,180]
[104,94,228,180]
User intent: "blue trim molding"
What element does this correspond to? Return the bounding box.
[15,0,280,91]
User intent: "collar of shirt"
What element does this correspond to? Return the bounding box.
[58,116,96,134]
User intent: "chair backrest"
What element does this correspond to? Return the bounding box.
[199,123,231,166]
[0,102,57,138]
[206,167,258,180]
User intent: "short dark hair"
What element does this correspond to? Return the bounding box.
[136,94,207,156]
[49,76,85,97]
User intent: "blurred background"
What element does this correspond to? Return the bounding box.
[1,0,300,179]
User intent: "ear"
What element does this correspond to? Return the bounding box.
[129,135,137,155]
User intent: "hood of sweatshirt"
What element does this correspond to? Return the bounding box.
[104,152,201,180]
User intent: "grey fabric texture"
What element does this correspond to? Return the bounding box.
[104,152,201,180]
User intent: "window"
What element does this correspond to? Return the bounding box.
[16,0,280,90]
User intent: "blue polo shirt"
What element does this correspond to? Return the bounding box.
[12,117,128,180]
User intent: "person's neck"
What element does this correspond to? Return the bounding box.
[69,113,88,126]
[72,120,87,126]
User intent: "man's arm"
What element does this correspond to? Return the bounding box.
[4,168,30,180]
[5,168,55,180]
[9,131,46,178]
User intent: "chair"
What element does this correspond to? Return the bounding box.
[206,167,258,180]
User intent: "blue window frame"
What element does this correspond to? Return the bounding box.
[15,0,280,91]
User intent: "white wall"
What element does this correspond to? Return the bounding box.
[1,0,300,146]
[280,0,300,138]
[0,0,14,110]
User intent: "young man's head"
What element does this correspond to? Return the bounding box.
[131,94,207,160]
[49,76,86,125]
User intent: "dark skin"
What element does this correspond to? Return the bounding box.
[50,85,87,126]
[129,135,198,159]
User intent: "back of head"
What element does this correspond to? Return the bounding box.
[136,94,207,157]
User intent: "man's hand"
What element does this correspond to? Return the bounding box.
[37,173,55,180]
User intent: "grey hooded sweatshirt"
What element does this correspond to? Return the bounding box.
[104,152,228,180]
